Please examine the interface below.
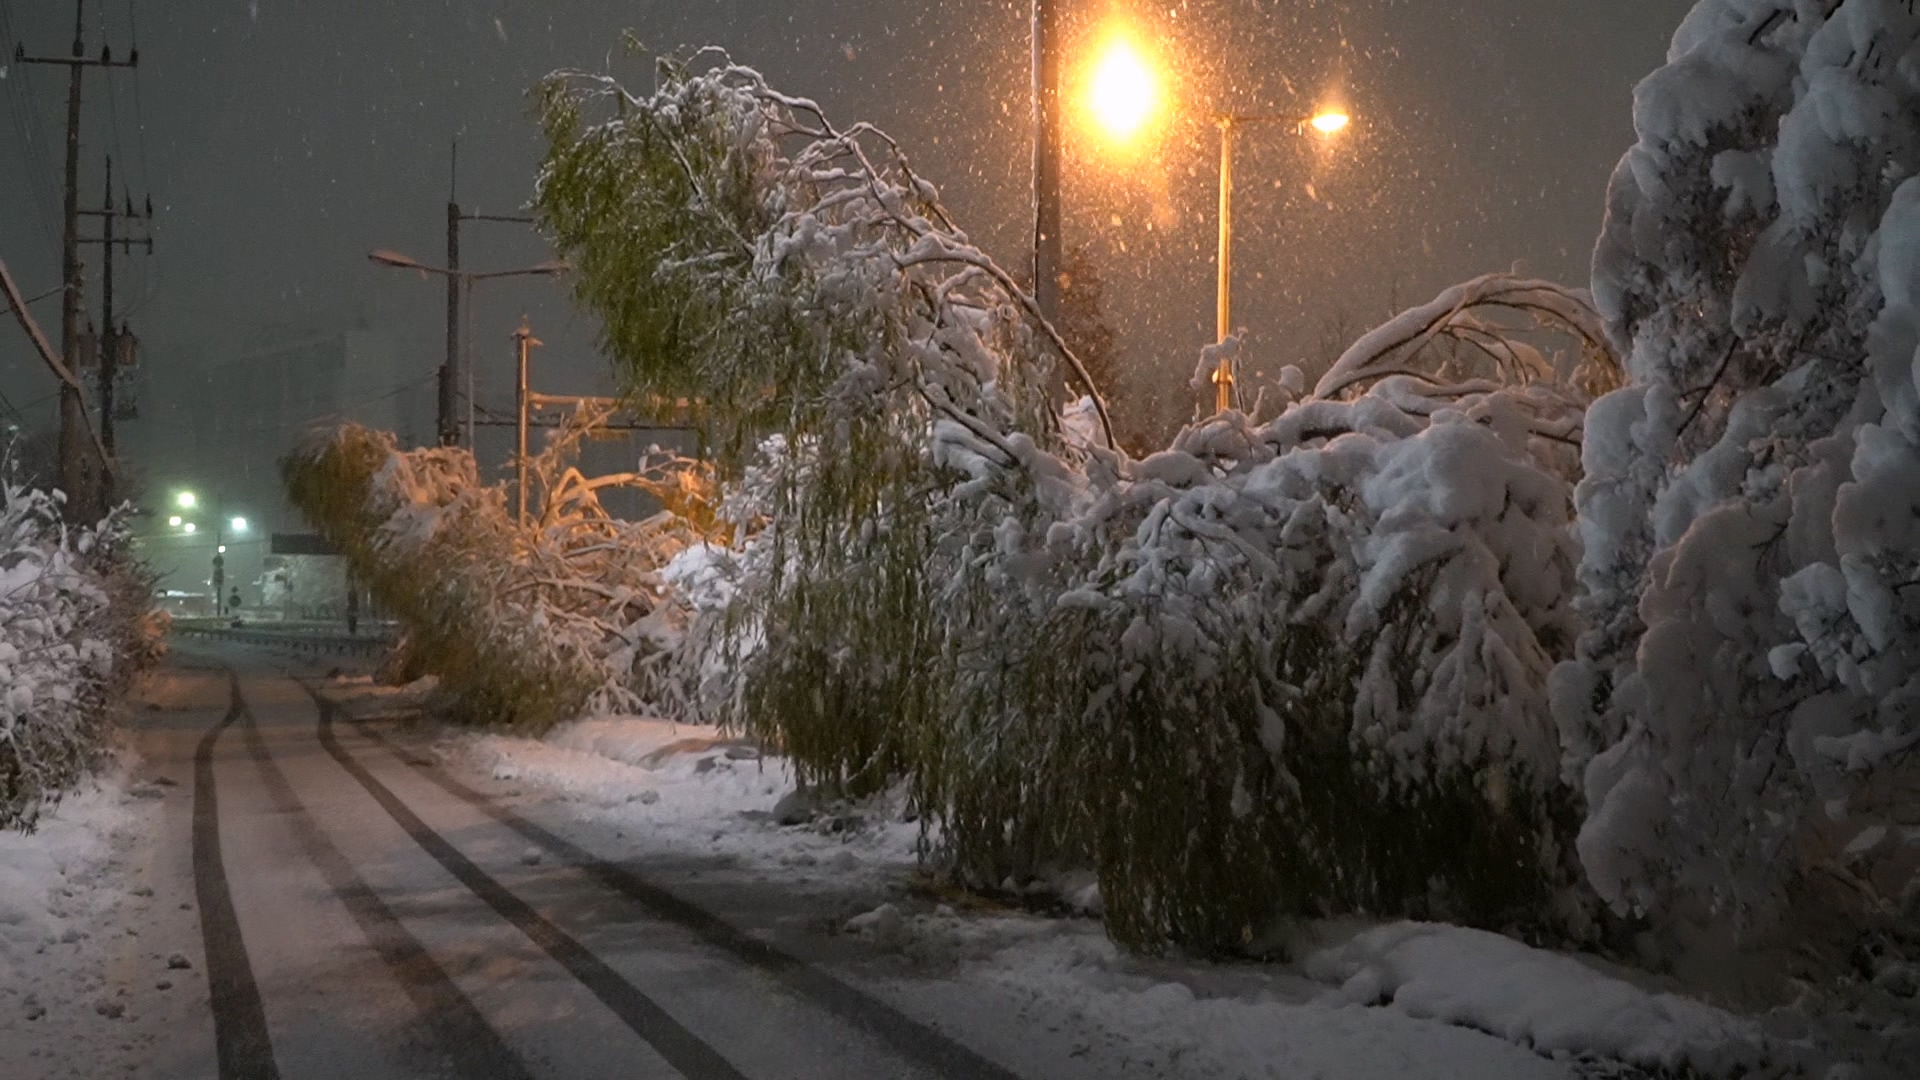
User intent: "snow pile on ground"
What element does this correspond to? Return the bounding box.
[458,714,920,887]
[1563,0,1920,937]
[835,902,1747,1079]
[1303,922,1762,1072]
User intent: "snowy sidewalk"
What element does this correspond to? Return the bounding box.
[352,696,1791,1080]
[1,665,230,1080]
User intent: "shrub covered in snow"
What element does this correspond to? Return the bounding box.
[535,57,1618,949]
[281,415,705,732]
[0,485,153,831]
[1560,0,1920,935]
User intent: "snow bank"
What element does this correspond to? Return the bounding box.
[915,915,1575,1080]
[1304,922,1761,1072]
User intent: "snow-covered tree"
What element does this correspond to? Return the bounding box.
[534,53,1104,793]
[1559,0,1920,932]
[282,415,704,731]
[534,49,1629,948]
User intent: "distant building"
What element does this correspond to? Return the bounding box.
[133,316,428,608]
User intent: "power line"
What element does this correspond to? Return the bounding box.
[122,1,154,316]
[0,0,65,264]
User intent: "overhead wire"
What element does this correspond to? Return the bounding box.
[123,0,155,318]
[0,0,66,266]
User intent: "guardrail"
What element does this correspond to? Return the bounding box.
[173,623,394,660]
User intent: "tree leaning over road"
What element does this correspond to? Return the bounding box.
[531,54,1616,951]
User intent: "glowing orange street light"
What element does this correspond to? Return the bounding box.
[1310,110,1351,135]
[1086,35,1161,144]
[1211,105,1353,413]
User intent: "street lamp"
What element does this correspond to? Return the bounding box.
[366,249,568,448]
[1209,107,1352,413]
[1087,35,1160,144]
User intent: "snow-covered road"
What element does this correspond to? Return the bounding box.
[65,645,1063,1078]
[8,641,1722,1078]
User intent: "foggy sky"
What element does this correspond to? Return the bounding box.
[2,0,1690,505]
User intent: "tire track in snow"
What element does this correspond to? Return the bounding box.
[312,699,751,1080]
[231,677,534,1080]
[342,714,1029,1080]
[193,674,280,1079]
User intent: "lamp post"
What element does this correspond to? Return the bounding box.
[366,250,568,447]
[1208,109,1350,414]
[168,490,249,615]
[1033,0,1064,326]
[1078,21,1359,415]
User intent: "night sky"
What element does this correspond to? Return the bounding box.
[1,0,1689,582]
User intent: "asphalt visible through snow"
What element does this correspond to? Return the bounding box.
[140,642,1037,1080]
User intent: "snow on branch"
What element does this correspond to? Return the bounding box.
[535,56,1111,464]
[1312,273,1621,414]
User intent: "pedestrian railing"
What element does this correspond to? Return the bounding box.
[172,622,393,660]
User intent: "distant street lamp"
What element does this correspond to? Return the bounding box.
[169,488,251,615]
[1209,108,1352,413]
[366,249,568,447]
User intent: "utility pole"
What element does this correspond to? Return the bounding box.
[17,0,138,518]
[438,204,537,446]
[78,154,154,468]
[442,198,461,446]
[1032,0,1063,327]
[514,317,541,524]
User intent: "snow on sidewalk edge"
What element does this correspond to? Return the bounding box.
[1303,921,1765,1071]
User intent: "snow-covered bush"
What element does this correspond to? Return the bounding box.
[931,393,1592,947]
[0,485,149,831]
[281,416,704,732]
[537,55,1617,949]
[1560,0,1920,934]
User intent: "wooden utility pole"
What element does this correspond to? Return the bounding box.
[1,258,112,480]
[1032,0,1063,326]
[17,0,138,517]
[79,154,154,467]
[442,198,462,446]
